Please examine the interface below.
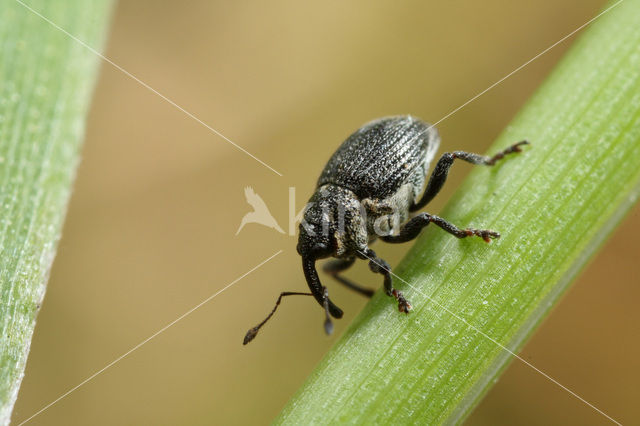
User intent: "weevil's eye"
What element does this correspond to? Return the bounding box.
[296,238,328,258]
[312,242,329,257]
[305,241,333,260]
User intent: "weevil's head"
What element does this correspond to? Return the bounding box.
[296,191,337,260]
[296,185,355,320]
[296,184,365,260]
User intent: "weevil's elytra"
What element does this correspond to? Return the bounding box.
[244,115,528,344]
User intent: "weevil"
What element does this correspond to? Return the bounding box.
[244,115,528,344]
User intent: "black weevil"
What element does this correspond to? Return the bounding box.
[244,115,527,344]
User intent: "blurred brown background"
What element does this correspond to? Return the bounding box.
[12,1,638,425]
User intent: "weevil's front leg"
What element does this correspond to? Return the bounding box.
[411,140,528,212]
[323,257,375,298]
[382,212,500,244]
[360,248,412,313]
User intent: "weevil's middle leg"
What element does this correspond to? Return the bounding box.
[411,140,528,212]
[382,212,500,244]
[360,248,412,313]
[323,257,375,298]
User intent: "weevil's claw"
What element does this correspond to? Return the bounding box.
[512,140,530,152]
[324,318,334,335]
[392,289,412,313]
[398,299,412,313]
[505,140,530,154]
[243,327,259,345]
[481,230,500,242]
[466,228,500,243]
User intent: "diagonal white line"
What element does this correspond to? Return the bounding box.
[13,0,283,177]
[17,250,283,425]
[358,250,621,425]
[430,0,624,129]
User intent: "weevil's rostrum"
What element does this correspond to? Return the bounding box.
[244,115,528,344]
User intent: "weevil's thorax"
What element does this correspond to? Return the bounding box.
[297,184,368,259]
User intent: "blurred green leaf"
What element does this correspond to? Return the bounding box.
[277,1,639,424]
[0,1,112,422]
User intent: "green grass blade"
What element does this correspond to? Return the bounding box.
[277,1,640,424]
[0,1,112,422]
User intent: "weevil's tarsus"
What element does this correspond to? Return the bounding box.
[464,228,500,243]
[243,291,314,345]
[392,289,412,313]
[323,257,375,298]
[322,287,334,335]
[324,318,334,335]
[411,140,529,212]
[362,248,413,314]
[485,140,529,165]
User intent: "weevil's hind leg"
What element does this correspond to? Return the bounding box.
[411,140,529,212]
[382,212,500,244]
[243,291,313,345]
[323,257,375,298]
[360,248,412,313]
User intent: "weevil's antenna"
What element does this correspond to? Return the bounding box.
[243,292,313,345]
[242,286,338,344]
